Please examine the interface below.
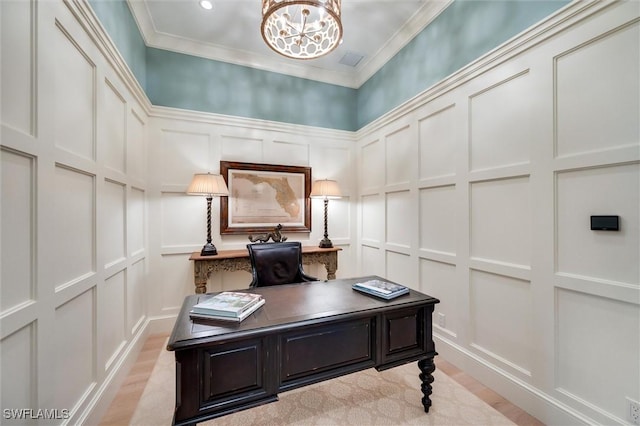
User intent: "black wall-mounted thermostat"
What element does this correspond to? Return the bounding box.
[590,215,619,231]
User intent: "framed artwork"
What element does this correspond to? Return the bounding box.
[220,161,311,235]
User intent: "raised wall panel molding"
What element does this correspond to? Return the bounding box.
[54,19,97,162]
[65,0,151,114]
[0,0,37,136]
[469,258,532,282]
[1,147,36,314]
[555,272,639,305]
[554,19,640,159]
[150,105,355,143]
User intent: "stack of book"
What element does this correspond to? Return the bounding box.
[352,279,409,300]
[189,291,265,322]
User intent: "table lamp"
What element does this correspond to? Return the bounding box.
[310,179,342,248]
[187,173,229,256]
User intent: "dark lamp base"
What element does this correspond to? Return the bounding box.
[200,242,218,256]
[318,238,333,248]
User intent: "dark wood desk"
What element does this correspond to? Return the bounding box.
[189,246,341,294]
[167,276,440,425]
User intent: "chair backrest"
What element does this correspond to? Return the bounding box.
[247,241,317,287]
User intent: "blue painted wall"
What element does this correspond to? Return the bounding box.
[89,0,568,131]
[88,0,147,89]
[357,0,569,129]
[146,48,357,131]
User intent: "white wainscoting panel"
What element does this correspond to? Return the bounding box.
[1,148,34,312]
[53,165,95,289]
[0,0,34,135]
[385,125,414,186]
[0,324,34,415]
[1,0,151,423]
[386,190,413,248]
[349,2,640,424]
[418,104,457,181]
[161,192,205,248]
[160,130,211,185]
[420,258,457,337]
[470,269,533,377]
[269,140,309,166]
[311,146,352,186]
[220,134,264,163]
[555,22,640,158]
[360,139,383,191]
[102,179,126,268]
[556,163,639,284]
[129,188,145,255]
[127,259,146,335]
[385,250,414,288]
[102,270,126,371]
[419,185,456,255]
[556,288,640,416]
[128,110,146,182]
[53,21,95,161]
[361,194,383,243]
[469,71,533,172]
[159,254,196,311]
[101,79,126,174]
[361,245,384,278]
[54,289,95,411]
[470,177,531,268]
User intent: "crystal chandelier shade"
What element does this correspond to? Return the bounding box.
[261,0,343,60]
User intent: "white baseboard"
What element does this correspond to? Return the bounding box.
[435,334,595,426]
[78,314,178,425]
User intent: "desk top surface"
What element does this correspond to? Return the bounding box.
[167,275,439,351]
[189,245,341,261]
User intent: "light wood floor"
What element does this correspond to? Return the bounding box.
[100,333,544,426]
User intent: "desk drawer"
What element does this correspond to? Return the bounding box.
[280,318,374,387]
[380,307,427,365]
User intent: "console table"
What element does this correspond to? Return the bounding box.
[168,276,439,425]
[189,246,341,294]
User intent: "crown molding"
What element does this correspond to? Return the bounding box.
[126,0,451,89]
[354,0,452,88]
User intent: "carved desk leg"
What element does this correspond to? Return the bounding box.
[418,356,436,413]
[192,260,211,294]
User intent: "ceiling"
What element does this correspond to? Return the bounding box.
[127,0,452,88]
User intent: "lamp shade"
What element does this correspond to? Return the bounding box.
[310,179,342,199]
[186,173,229,196]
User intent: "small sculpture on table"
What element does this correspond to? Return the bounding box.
[248,224,288,243]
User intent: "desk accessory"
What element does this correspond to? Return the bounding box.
[352,279,409,300]
[190,299,265,322]
[191,291,263,317]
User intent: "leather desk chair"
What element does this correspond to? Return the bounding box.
[247,241,317,288]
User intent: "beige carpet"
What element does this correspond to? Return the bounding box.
[131,345,515,426]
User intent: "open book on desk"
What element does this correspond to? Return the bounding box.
[352,279,409,300]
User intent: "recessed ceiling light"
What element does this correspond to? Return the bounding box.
[199,0,213,10]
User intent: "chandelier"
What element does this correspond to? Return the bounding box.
[261,0,343,60]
